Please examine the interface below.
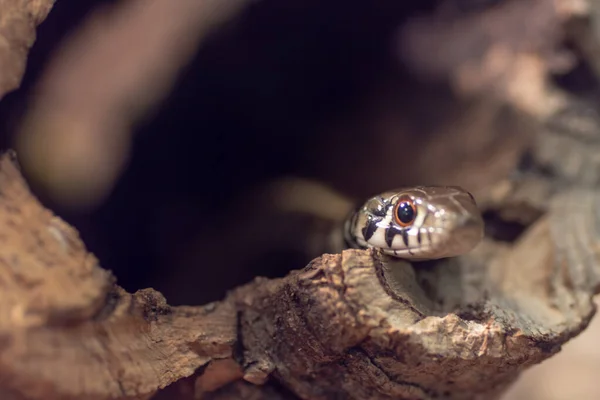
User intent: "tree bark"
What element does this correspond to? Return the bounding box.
[0,0,55,99]
[2,0,600,399]
[0,149,598,400]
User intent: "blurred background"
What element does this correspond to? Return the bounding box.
[0,0,599,398]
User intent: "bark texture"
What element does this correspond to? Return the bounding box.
[0,146,598,400]
[0,153,238,399]
[2,0,600,399]
[0,0,55,99]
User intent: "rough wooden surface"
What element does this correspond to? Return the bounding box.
[0,145,598,400]
[0,0,55,99]
[232,190,600,399]
[0,154,238,399]
[2,0,600,399]
[500,3,600,394]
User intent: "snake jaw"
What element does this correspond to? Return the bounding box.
[345,186,484,260]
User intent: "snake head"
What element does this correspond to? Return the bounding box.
[345,186,484,260]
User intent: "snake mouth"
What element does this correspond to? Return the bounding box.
[379,245,436,259]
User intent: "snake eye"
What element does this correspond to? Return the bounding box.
[393,196,416,227]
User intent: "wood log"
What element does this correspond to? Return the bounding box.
[2,0,600,399]
[0,150,598,399]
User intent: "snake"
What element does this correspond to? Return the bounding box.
[232,181,485,263]
[342,186,485,260]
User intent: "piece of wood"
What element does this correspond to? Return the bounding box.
[0,153,238,399]
[233,200,600,399]
[2,0,600,399]
[0,149,599,399]
[0,0,55,99]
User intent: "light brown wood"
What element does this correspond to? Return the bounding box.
[2,0,600,399]
[0,150,598,399]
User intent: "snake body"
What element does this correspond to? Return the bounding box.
[343,186,484,260]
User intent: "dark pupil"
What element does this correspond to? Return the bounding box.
[396,202,415,224]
